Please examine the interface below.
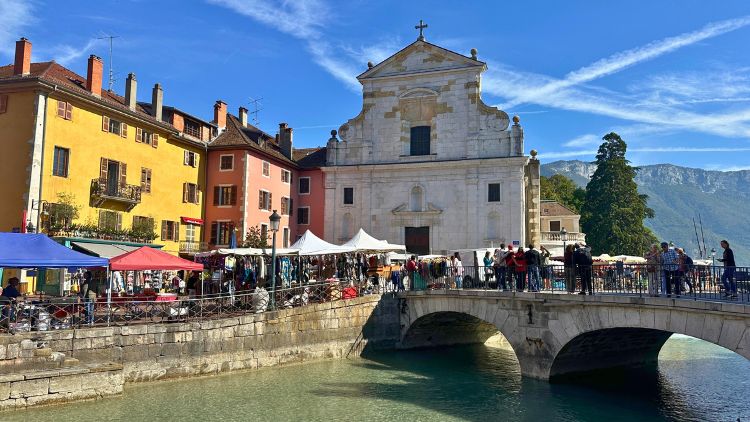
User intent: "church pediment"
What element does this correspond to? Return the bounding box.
[358,40,485,80]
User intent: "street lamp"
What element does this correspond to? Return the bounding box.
[560,228,568,254]
[710,247,717,285]
[269,210,281,308]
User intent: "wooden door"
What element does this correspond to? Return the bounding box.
[405,226,430,255]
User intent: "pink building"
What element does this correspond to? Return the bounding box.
[205,103,325,249]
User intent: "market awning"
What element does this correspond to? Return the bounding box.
[110,246,203,271]
[342,228,406,253]
[71,242,140,258]
[290,230,355,256]
[181,217,204,225]
[0,233,108,268]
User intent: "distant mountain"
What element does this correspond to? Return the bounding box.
[541,160,750,265]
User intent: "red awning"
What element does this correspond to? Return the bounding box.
[109,246,203,271]
[181,217,204,225]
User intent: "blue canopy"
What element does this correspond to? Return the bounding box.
[0,233,109,268]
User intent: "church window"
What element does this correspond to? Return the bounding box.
[410,126,430,156]
[409,186,423,212]
[343,187,354,205]
[488,183,501,202]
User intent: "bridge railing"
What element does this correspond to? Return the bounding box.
[375,263,749,303]
[0,280,372,334]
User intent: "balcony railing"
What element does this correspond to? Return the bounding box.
[541,231,586,243]
[179,241,208,254]
[91,178,141,210]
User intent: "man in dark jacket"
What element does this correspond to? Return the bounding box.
[524,245,541,292]
[718,240,737,298]
[574,244,594,295]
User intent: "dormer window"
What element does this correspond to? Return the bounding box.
[184,119,202,138]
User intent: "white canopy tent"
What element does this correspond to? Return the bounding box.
[194,247,299,258]
[290,230,355,256]
[342,228,406,253]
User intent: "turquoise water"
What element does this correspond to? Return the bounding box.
[5,335,749,421]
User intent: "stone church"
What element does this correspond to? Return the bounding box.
[323,33,540,255]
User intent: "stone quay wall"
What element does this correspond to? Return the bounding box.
[0,294,400,411]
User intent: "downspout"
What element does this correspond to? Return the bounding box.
[33,90,49,232]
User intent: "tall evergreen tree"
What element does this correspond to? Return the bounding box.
[581,133,657,255]
[540,174,585,213]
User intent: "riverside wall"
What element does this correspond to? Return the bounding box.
[0,294,400,411]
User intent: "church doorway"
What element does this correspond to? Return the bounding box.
[405,226,430,255]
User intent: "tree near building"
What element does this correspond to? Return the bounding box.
[581,133,657,255]
[540,174,585,213]
[242,225,269,248]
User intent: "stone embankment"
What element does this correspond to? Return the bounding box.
[0,294,400,411]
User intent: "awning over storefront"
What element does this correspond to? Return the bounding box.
[0,233,108,268]
[71,242,140,258]
[181,217,204,225]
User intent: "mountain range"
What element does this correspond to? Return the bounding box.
[541,160,750,265]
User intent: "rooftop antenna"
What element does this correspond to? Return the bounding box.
[97,34,119,91]
[248,97,263,126]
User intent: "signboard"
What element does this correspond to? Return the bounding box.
[512,240,520,246]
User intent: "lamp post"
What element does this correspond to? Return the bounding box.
[710,247,716,287]
[560,228,568,254]
[269,210,281,309]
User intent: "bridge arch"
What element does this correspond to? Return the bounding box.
[398,292,750,380]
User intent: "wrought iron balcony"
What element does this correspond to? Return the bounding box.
[179,241,208,254]
[90,178,141,210]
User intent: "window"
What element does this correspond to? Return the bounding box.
[549,221,561,232]
[161,220,180,241]
[213,185,237,206]
[98,210,121,231]
[102,116,127,138]
[297,207,310,225]
[135,128,158,147]
[185,224,196,242]
[283,227,290,248]
[298,177,310,194]
[52,147,69,177]
[0,94,8,114]
[210,221,233,245]
[262,161,270,177]
[488,183,501,202]
[280,197,293,216]
[56,100,72,120]
[184,119,202,138]
[410,126,430,156]
[343,187,354,205]
[140,168,152,193]
[258,190,271,211]
[220,155,234,171]
[132,216,155,237]
[183,182,200,204]
[281,169,291,183]
[409,186,423,212]
[184,151,198,167]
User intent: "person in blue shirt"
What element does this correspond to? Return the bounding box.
[660,242,679,297]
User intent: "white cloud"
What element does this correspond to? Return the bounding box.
[704,164,750,172]
[540,146,750,160]
[48,39,101,66]
[562,134,599,147]
[0,0,34,57]
[207,0,327,40]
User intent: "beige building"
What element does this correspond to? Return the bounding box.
[540,200,586,256]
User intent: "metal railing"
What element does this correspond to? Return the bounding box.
[0,280,371,334]
[179,241,208,254]
[90,178,142,206]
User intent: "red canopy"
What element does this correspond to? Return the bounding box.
[109,246,203,271]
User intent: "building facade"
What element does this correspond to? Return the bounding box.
[539,200,586,256]
[322,38,540,254]
[0,38,212,256]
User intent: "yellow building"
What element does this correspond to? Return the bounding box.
[0,38,214,262]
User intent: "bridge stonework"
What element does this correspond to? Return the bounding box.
[397,290,750,380]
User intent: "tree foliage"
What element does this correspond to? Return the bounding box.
[540,174,586,213]
[242,225,269,248]
[581,133,658,255]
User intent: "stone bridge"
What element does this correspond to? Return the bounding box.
[396,290,750,380]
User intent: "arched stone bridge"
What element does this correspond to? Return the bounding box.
[396,290,750,380]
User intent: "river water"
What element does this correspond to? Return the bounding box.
[5,335,749,421]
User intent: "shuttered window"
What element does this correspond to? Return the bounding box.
[98,210,121,231]
[258,190,271,211]
[53,147,69,177]
[140,168,152,193]
[183,151,198,167]
[161,220,179,241]
[56,100,72,120]
[213,185,235,206]
[210,221,233,245]
[102,115,126,137]
[183,183,200,204]
[262,161,270,177]
[410,126,431,156]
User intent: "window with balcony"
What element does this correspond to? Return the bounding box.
[298,177,310,194]
[410,126,430,156]
[185,224,196,242]
[53,147,69,177]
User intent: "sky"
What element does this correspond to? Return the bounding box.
[2,0,750,170]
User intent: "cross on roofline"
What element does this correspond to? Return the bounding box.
[415,19,428,41]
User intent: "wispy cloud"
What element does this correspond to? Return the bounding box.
[562,134,599,148]
[0,0,34,57]
[47,38,102,66]
[705,164,750,172]
[539,146,750,160]
[501,15,750,108]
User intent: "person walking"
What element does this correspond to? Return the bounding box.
[451,253,464,289]
[79,271,97,325]
[718,240,737,299]
[644,244,660,297]
[564,244,576,293]
[494,245,508,291]
[525,244,541,292]
[514,247,527,291]
[660,242,678,297]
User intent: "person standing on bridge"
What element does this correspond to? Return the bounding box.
[644,244,660,297]
[494,246,508,291]
[525,244,541,292]
[564,244,576,293]
[660,242,678,297]
[718,240,737,299]
[514,247,527,291]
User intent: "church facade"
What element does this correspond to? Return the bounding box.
[322,38,541,255]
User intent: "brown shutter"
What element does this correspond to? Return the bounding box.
[65,102,73,120]
[152,133,159,148]
[183,183,188,203]
[196,185,201,204]
[57,100,65,118]
[210,222,218,244]
[140,168,146,188]
[121,123,128,138]
[99,157,108,181]
[161,221,168,240]
[119,162,127,187]
[213,186,220,206]
[268,192,272,211]
[102,116,109,132]
[147,169,152,193]
[230,186,237,205]
[98,210,105,229]
[193,154,199,168]
[174,222,180,241]
[136,127,142,143]
[258,191,263,209]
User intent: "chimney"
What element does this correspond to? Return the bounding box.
[151,83,163,121]
[213,100,227,129]
[13,38,32,76]
[278,122,293,159]
[86,55,103,96]
[125,73,137,110]
[238,106,248,127]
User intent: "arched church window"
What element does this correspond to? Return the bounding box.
[410,186,424,212]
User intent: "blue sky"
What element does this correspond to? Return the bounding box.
[2,0,750,170]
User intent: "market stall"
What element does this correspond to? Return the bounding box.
[341,228,406,289]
